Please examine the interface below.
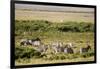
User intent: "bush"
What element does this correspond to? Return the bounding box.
[15,20,94,34]
[44,53,74,60]
[15,20,51,32]
[57,22,94,32]
[15,46,41,59]
[80,50,94,58]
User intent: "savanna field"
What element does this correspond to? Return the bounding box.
[15,9,95,65]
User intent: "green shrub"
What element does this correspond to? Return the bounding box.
[15,20,94,34]
[15,46,41,59]
[57,22,94,32]
[15,20,51,32]
[79,50,94,58]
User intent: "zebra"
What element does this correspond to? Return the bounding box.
[51,41,63,53]
[51,42,75,54]
[63,45,74,54]
[80,44,91,54]
[31,38,41,47]
[20,38,41,46]
[36,44,48,53]
[20,39,30,46]
[51,44,74,54]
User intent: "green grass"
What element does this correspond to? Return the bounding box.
[15,45,94,65]
[15,20,94,34]
[15,32,94,45]
[15,46,42,59]
[15,56,94,65]
[15,20,95,65]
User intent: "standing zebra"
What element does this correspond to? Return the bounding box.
[80,44,91,54]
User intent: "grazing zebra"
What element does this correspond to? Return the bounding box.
[29,38,41,46]
[51,41,63,53]
[64,45,74,54]
[52,44,74,54]
[80,44,91,54]
[51,42,75,54]
[58,46,65,53]
[36,44,48,53]
[51,45,59,53]
[20,38,41,46]
[20,39,30,46]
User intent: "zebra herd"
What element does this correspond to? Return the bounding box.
[20,38,91,54]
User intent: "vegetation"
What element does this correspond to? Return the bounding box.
[15,46,42,59]
[15,20,94,34]
[15,20,95,65]
[15,45,94,65]
[15,6,95,65]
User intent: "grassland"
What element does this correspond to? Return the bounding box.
[15,20,95,65]
[16,56,94,65]
[15,9,95,65]
[15,9,94,23]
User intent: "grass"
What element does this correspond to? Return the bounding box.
[15,45,94,65]
[15,56,94,65]
[15,20,94,33]
[15,20,95,65]
[15,32,94,45]
[15,9,94,23]
[15,32,94,65]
